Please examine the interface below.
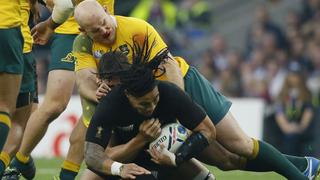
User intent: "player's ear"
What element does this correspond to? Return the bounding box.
[78,27,85,33]
[124,90,135,100]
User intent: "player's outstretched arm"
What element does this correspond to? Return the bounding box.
[84,141,151,178]
[31,0,75,45]
[73,34,100,103]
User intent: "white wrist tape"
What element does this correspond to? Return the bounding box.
[111,162,123,176]
[52,0,74,24]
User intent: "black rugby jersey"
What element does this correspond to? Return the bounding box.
[86,81,206,148]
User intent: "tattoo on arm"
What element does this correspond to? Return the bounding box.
[84,142,109,173]
[73,34,93,54]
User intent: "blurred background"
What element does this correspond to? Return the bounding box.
[32,0,320,158]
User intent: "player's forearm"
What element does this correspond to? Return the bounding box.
[78,85,98,103]
[192,116,216,144]
[174,117,215,166]
[161,55,185,90]
[45,17,61,30]
[106,137,147,163]
[76,70,99,103]
[84,142,113,175]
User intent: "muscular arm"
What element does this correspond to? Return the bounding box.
[73,34,99,103]
[192,116,216,144]
[76,68,99,103]
[37,0,79,32]
[107,119,161,163]
[143,23,184,90]
[106,135,148,163]
[160,53,185,90]
[84,141,113,174]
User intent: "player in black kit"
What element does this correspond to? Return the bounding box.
[84,38,216,180]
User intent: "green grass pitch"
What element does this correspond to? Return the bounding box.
[27,158,284,180]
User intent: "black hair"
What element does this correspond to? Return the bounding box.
[97,50,131,81]
[121,34,169,97]
[98,34,169,97]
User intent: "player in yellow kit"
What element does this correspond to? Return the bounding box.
[9,1,115,180]
[0,0,24,177]
[0,0,38,178]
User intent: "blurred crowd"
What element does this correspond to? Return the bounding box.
[33,0,320,156]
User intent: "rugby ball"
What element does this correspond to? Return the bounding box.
[149,123,190,153]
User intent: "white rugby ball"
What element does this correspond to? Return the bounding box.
[149,123,190,153]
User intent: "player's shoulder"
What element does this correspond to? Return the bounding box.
[73,33,93,53]
[115,15,150,27]
[158,81,182,94]
[74,33,93,45]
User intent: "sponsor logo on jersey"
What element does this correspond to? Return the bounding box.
[93,50,105,59]
[61,53,77,63]
[116,124,134,132]
[95,126,103,138]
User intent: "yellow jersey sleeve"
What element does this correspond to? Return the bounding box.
[55,0,115,34]
[21,0,32,53]
[73,34,97,71]
[0,0,21,28]
[174,56,189,77]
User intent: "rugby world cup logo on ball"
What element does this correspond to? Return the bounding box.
[149,123,189,153]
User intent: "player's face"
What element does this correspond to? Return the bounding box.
[85,12,116,45]
[126,86,160,117]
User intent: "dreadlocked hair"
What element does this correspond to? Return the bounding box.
[97,50,131,80]
[120,34,169,97]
